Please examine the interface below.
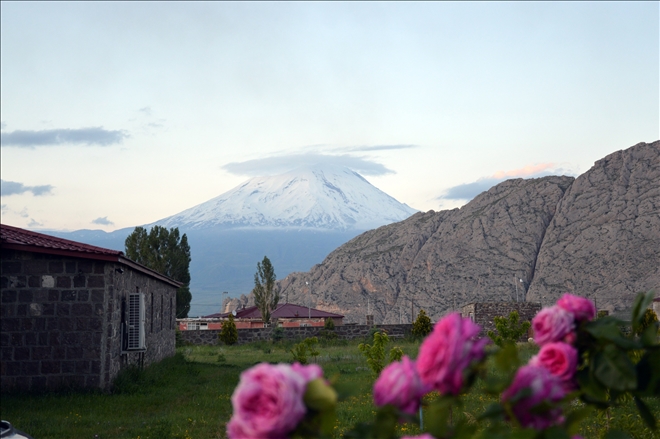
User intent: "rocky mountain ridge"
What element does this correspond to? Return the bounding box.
[268,141,659,323]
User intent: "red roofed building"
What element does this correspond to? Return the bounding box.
[178,303,344,330]
[1,224,181,392]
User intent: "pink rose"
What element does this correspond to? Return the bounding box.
[417,313,489,395]
[532,306,575,346]
[291,362,323,382]
[557,293,596,322]
[373,356,428,415]
[228,363,307,439]
[501,365,566,429]
[529,342,578,392]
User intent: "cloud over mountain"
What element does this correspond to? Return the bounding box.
[439,163,577,201]
[222,153,395,177]
[1,127,128,147]
[1,180,54,197]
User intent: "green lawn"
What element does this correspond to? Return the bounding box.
[1,339,657,439]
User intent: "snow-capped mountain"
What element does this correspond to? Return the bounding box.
[157,165,417,230]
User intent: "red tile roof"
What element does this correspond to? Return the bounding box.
[1,223,123,259]
[204,303,344,319]
[1,223,181,288]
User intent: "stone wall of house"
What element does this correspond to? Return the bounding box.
[1,249,108,392]
[461,302,542,339]
[180,323,413,346]
[0,249,177,392]
[103,262,177,389]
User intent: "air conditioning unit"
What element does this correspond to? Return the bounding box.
[126,292,146,351]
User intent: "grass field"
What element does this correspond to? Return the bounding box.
[1,338,658,439]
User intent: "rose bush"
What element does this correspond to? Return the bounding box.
[501,365,566,429]
[226,291,659,439]
[373,355,428,415]
[528,341,578,391]
[227,363,314,439]
[557,293,596,322]
[532,305,576,345]
[416,313,489,395]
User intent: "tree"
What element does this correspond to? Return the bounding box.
[219,314,238,345]
[125,225,192,318]
[487,310,531,347]
[252,256,278,324]
[412,309,432,339]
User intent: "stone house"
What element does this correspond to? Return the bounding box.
[1,224,181,392]
[460,302,542,340]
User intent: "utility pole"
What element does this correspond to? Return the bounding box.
[306,281,311,319]
[515,275,519,302]
[411,297,414,323]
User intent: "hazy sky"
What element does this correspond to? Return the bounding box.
[1,2,658,231]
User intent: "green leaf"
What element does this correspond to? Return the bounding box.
[640,323,660,347]
[593,345,637,391]
[584,321,639,350]
[631,292,655,334]
[426,397,454,439]
[633,396,657,430]
[576,368,608,403]
[635,348,660,396]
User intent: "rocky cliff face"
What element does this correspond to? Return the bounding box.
[277,141,659,324]
[527,141,660,312]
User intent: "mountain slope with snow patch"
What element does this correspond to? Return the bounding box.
[157,165,417,230]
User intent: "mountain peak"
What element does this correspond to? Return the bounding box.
[156,165,417,231]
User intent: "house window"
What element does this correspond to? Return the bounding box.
[123,291,146,351]
[188,322,200,330]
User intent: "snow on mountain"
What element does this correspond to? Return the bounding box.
[157,165,418,230]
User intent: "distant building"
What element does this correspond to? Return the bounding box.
[1,224,180,392]
[460,302,542,339]
[178,303,344,330]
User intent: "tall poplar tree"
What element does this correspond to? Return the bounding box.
[252,256,278,324]
[125,225,192,318]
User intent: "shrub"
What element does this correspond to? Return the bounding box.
[290,337,320,364]
[175,328,187,347]
[412,309,432,338]
[487,310,531,347]
[219,314,238,345]
[324,317,335,330]
[358,330,404,376]
[271,326,285,343]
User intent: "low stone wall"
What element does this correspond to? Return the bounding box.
[461,302,541,340]
[180,324,413,346]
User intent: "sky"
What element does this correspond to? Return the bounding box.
[1,2,658,232]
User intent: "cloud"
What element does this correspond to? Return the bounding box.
[1,127,128,148]
[335,144,419,153]
[27,219,43,227]
[439,163,576,201]
[139,107,152,116]
[1,180,54,197]
[92,216,114,226]
[222,153,395,176]
[1,121,6,129]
